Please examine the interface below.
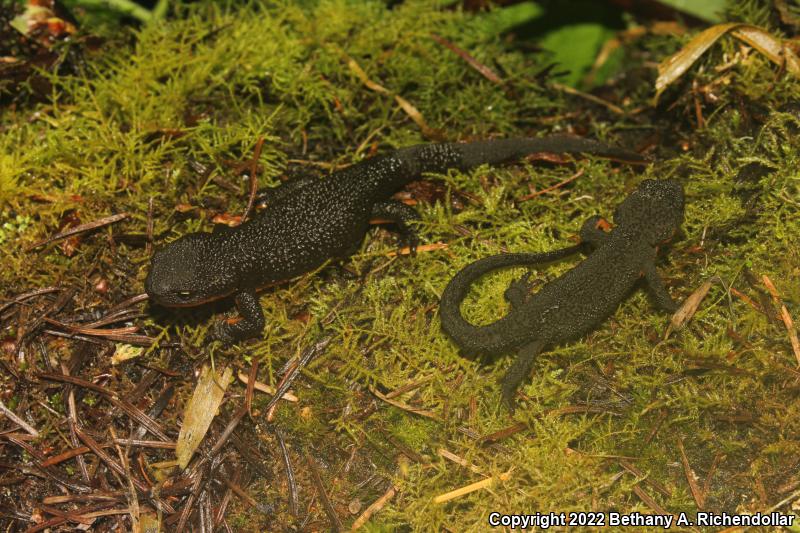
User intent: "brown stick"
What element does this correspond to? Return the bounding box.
[518,169,585,202]
[241,136,265,224]
[631,485,672,516]
[146,197,154,256]
[0,287,60,314]
[36,372,169,441]
[74,428,150,495]
[264,337,331,419]
[762,274,800,365]
[676,437,705,509]
[306,450,344,531]
[275,428,298,517]
[430,33,503,84]
[0,399,39,437]
[350,484,397,531]
[244,359,259,416]
[29,213,128,250]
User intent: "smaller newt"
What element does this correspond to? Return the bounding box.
[439,179,684,408]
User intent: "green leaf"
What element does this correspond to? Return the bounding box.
[66,0,153,23]
[659,0,726,22]
[539,22,617,87]
[487,1,624,88]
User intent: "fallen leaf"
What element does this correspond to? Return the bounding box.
[665,278,713,339]
[656,23,741,102]
[11,2,76,44]
[176,365,233,469]
[111,344,144,365]
[731,26,800,75]
[655,23,800,102]
[775,0,800,28]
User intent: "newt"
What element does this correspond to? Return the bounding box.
[145,136,642,343]
[439,179,684,408]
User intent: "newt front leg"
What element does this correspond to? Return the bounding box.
[643,262,678,313]
[501,340,546,411]
[212,290,265,344]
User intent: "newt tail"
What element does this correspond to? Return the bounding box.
[390,135,644,181]
[439,246,583,356]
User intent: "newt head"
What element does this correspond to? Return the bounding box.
[613,179,684,245]
[145,233,238,308]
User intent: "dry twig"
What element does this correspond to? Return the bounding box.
[29,213,128,250]
[762,274,800,365]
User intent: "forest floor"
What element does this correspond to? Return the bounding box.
[1,1,800,531]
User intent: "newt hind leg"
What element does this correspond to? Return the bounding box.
[500,340,546,412]
[370,199,421,254]
[579,215,612,251]
[504,271,536,308]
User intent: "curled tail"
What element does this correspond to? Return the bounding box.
[439,245,582,356]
